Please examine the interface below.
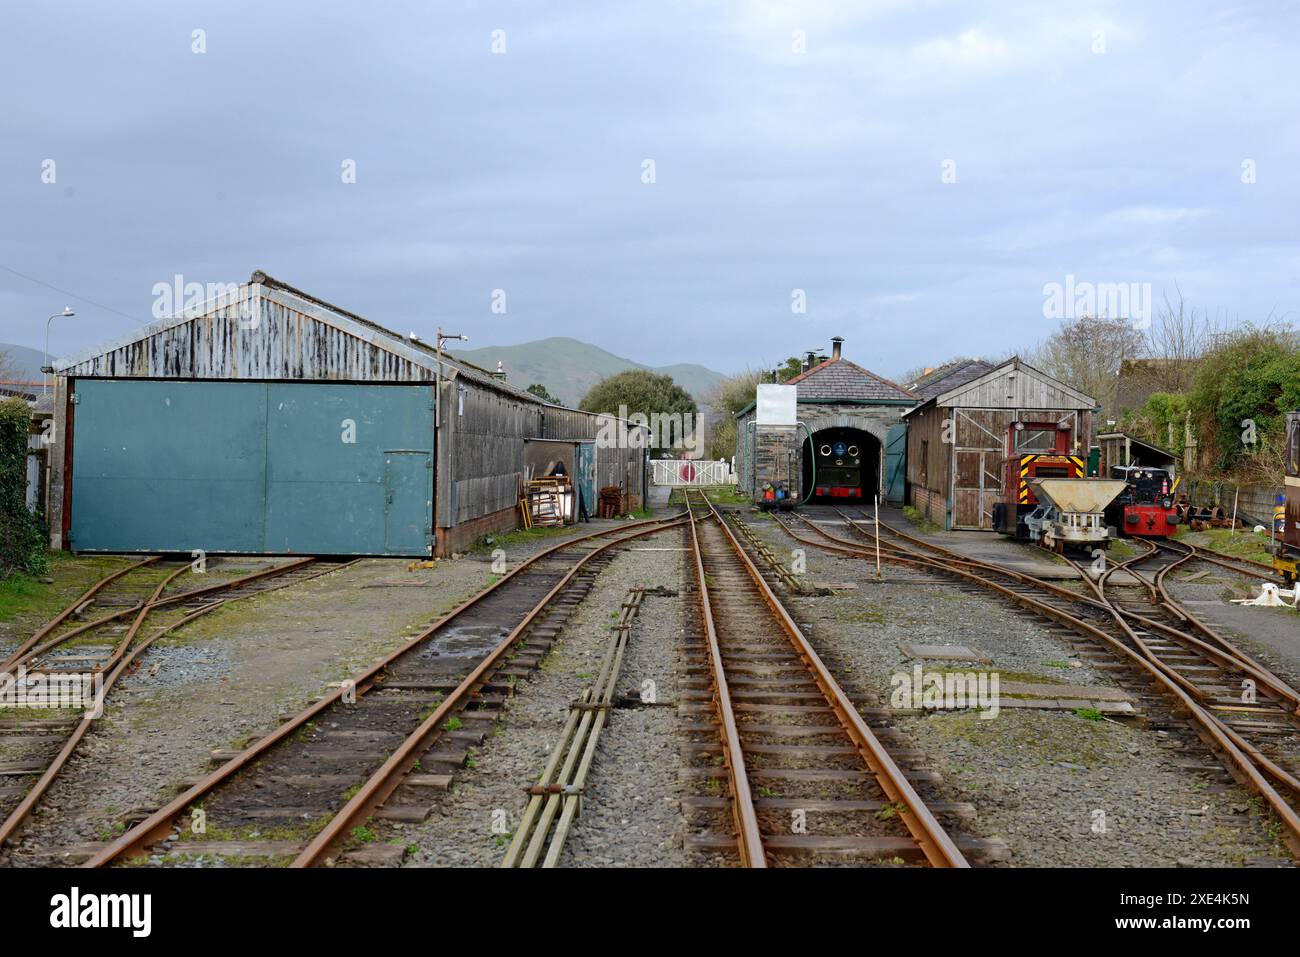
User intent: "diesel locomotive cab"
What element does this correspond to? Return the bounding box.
[991,421,1085,539]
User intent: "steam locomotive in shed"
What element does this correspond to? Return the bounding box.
[809,427,865,499]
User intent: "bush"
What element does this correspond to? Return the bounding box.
[1120,391,1190,457]
[1187,324,1300,476]
[0,398,47,577]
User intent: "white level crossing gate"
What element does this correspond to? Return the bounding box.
[652,459,734,487]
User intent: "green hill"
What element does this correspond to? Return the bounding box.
[452,337,726,407]
[0,343,46,381]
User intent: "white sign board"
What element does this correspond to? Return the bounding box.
[756,384,797,426]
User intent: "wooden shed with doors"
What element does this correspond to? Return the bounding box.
[903,357,1096,530]
[46,270,647,558]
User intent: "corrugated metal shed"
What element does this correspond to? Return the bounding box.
[47,270,648,556]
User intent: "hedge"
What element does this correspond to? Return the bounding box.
[0,398,48,577]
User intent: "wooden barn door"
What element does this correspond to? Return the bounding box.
[951,409,1014,529]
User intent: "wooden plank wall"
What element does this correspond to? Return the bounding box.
[904,404,950,524]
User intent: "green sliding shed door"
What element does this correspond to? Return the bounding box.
[69,379,433,556]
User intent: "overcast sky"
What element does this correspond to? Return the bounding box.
[2,1,1297,380]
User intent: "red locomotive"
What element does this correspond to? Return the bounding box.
[1106,465,1181,537]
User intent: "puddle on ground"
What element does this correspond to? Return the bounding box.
[420,622,511,660]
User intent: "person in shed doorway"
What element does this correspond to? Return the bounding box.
[547,459,587,521]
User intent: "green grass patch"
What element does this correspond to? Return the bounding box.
[901,505,942,534]
[0,553,133,628]
[1175,526,1275,567]
[474,525,580,553]
[1107,538,1139,559]
[668,485,750,506]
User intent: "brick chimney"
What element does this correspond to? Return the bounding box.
[831,336,843,360]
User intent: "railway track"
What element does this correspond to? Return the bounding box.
[1158,536,1286,585]
[678,490,972,867]
[0,556,352,852]
[767,505,1300,858]
[82,514,687,868]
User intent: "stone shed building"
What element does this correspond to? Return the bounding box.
[735,337,919,503]
[46,271,646,558]
[903,357,1097,530]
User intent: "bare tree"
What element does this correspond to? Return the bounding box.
[1140,286,1219,392]
[0,348,16,383]
[1028,315,1146,414]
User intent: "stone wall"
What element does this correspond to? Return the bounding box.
[751,424,801,500]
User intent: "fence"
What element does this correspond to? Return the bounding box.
[651,459,735,487]
[1180,478,1283,529]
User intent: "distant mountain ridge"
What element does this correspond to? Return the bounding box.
[451,336,726,407]
[0,343,45,380]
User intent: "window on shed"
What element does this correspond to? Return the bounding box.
[1015,428,1057,453]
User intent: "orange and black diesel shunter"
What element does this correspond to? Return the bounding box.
[991,422,1086,539]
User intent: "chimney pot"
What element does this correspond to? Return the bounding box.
[831,336,843,360]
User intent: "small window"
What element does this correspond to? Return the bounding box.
[1015,428,1056,453]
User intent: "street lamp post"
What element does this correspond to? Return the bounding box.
[434,328,469,414]
[44,307,75,394]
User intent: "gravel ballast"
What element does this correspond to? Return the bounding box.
[398,533,690,868]
[733,508,1293,868]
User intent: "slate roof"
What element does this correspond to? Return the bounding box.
[907,359,994,401]
[785,357,918,402]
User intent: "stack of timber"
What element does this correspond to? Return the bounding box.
[520,477,570,528]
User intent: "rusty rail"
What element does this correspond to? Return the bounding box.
[291,518,686,867]
[686,491,968,868]
[778,508,1300,856]
[0,556,160,672]
[0,558,345,851]
[85,514,685,868]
